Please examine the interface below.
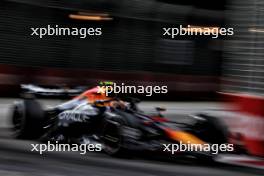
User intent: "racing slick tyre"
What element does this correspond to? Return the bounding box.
[192,114,228,145]
[11,99,45,139]
[101,117,129,157]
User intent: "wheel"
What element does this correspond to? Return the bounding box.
[192,114,228,145]
[101,117,129,157]
[11,99,45,139]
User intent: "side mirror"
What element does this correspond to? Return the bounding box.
[155,107,166,117]
[125,97,141,103]
[94,100,105,106]
[155,107,166,112]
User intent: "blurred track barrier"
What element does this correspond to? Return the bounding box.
[222,0,264,158]
[222,93,264,157]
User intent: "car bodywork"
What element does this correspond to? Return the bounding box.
[11,86,229,160]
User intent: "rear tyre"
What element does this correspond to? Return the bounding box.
[11,99,45,139]
[101,117,129,157]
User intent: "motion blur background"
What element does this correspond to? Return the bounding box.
[0,0,225,99]
[0,0,263,99]
[0,0,263,175]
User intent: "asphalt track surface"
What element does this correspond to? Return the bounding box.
[0,99,263,176]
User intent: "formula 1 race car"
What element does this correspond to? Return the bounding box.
[10,86,229,160]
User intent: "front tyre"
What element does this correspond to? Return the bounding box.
[192,114,228,145]
[11,99,45,139]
